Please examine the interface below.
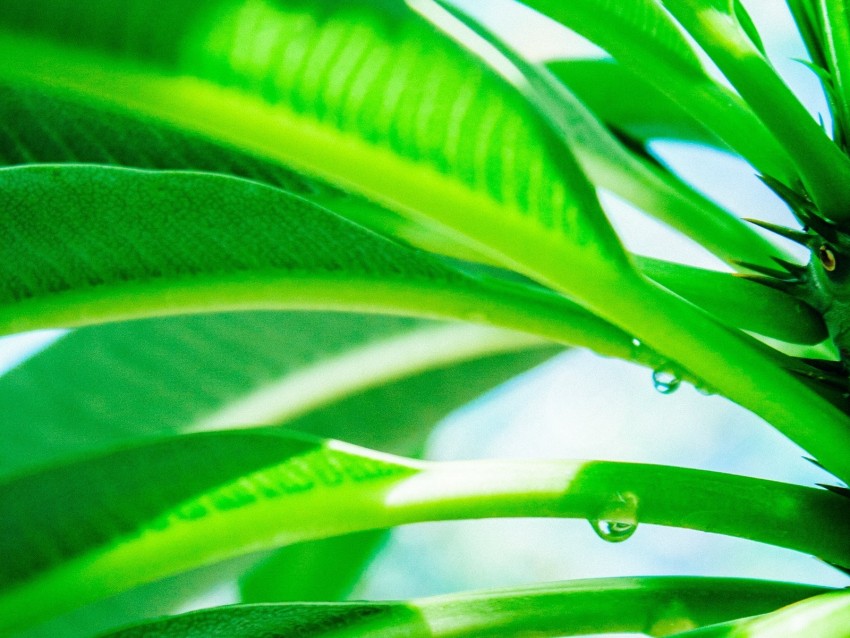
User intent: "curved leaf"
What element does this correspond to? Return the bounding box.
[0,78,484,268]
[99,578,831,638]
[676,590,850,637]
[415,0,788,270]
[3,1,850,483]
[0,316,558,476]
[0,164,634,357]
[0,0,630,274]
[523,0,797,183]
[548,59,726,148]
[659,0,850,221]
[634,256,826,345]
[2,429,848,631]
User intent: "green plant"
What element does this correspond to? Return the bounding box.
[1,0,849,635]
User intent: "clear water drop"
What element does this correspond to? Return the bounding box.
[631,338,641,348]
[589,491,639,543]
[652,368,681,394]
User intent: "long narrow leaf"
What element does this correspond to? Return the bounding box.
[548,59,727,148]
[0,164,635,359]
[99,578,831,638]
[634,256,826,345]
[675,589,850,637]
[523,0,797,183]
[416,0,789,270]
[818,1,850,147]
[659,0,850,221]
[2,429,848,631]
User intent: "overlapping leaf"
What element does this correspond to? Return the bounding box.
[2,0,849,482]
[99,578,831,637]
[3,428,849,631]
[524,0,796,182]
[656,0,850,221]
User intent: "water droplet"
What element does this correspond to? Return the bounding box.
[631,338,641,348]
[589,491,639,543]
[695,384,714,396]
[652,368,681,394]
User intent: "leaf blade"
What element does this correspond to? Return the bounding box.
[99,578,831,638]
[2,430,848,631]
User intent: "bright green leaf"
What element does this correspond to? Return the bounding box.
[659,0,850,221]
[522,0,797,183]
[548,59,726,148]
[2,429,848,631]
[417,0,788,270]
[676,589,850,637]
[99,577,831,638]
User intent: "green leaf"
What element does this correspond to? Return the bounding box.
[2,429,848,631]
[0,164,634,354]
[420,0,850,488]
[634,256,826,345]
[98,578,831,638]
[0,78,491,268]
[239,531,386,604]
[0,314,558,476]
[787,0,828,72]
[675,590,850,637]
[547,59,726,148]
[0,0,631,276]
[817,1,850,148]
[733,0,766,56]
[522,0,797,183]
[659,0,850,222]
[6,320,559,638]
[417,0,788,270]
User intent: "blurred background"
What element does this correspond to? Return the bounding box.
[1,1,847,636]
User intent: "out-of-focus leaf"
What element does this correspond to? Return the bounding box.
[675,589,850,637]
[98,578,830,638]
[659,0,850,222]
[418,0,786,270]
[547,59,725,147]
[239,531,386,605]
[523,0,796,183]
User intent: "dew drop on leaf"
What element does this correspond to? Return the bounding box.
[589,491,639,543]
[652,368,681,394]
